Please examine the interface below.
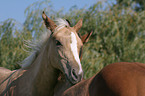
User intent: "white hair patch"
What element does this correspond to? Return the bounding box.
[70,32,83,74]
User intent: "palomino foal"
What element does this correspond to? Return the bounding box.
[0,11,90,96]
[62,62,145,96]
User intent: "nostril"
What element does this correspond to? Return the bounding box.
[71,69,78,81]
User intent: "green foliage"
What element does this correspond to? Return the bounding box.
[116,0,145,11]
[0,19,32,70]
[0,0,145,79]
[24,0,52,39]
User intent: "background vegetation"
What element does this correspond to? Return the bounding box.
[0,0,145,79]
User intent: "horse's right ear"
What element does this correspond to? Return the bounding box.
[73,19,83,32]
[42,11,57,32]
[81,31,93,44]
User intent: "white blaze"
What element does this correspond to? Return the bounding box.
[70,32,83,74]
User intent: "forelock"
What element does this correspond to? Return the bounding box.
[54,18,70,32]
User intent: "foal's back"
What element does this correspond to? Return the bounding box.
[63,62,145,96]
[0,67,13,93]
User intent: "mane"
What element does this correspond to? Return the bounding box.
[20,18,70,68]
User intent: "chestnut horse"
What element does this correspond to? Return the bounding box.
[62,62,145,96]
[0,11,91,96]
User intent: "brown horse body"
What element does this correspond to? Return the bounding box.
[62,62,145,96]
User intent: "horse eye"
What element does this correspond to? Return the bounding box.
[56,40,62,47]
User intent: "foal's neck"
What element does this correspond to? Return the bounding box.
[54,74,73,96]
[27,45,59,96]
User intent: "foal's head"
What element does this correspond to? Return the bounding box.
[42,11,91,84]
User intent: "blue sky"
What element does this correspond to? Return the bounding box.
[0,0,97,23]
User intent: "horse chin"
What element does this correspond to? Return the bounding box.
[64,73,80,85]
[68,79,78,85]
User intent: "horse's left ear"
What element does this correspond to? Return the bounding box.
[42,11,57,32]
[73,19,83,32]
[81,31,93,44]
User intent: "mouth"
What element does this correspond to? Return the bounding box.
[64,69,83,85]
[58,67,82,85]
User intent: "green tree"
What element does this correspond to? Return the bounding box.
[116,0,145,11]
[0,0,144,79]
[0,19,32,70]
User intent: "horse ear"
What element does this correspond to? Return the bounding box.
[73,19,83,32]
[42,11,57,32]
[81,31,92,44]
